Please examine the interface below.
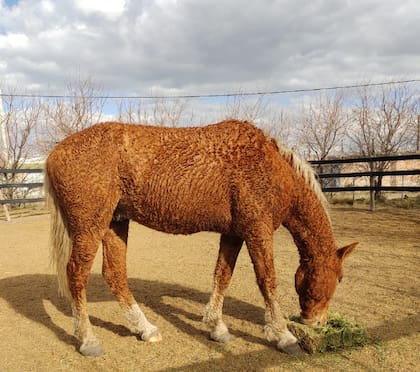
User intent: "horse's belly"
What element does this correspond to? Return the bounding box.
[122,193,232,235]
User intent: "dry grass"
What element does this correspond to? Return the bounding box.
[0,207,419,371]
[288,312,369,353]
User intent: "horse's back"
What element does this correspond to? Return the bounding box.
[117,120,271,233]
[46,120,281,235]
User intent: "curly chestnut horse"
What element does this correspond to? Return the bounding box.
[45,119,356,356]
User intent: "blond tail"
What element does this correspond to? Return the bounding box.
[45,172,72,299]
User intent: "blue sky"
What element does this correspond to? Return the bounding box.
[4,0,18,7]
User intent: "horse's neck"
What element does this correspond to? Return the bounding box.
[284,189,335,260]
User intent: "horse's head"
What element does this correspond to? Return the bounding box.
[294,242,357,326]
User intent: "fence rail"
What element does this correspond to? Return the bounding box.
[0,168,45,206]
[320,186,420,193]
[317,169,420,179]
[1,197,45,205]
[0,182,44,189]
[1,168,44,174]
[309,153,420,164]
[0,153,419,210]
[309,153,420,210]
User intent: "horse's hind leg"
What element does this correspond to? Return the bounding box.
[68,232,103,356]
[203,234,243,342]
[245,225,302,355]
[102,219,161,342]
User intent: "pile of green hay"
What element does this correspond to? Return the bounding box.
[287,312,369,354]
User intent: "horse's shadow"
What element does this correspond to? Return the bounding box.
[0,273,418,356]
[0,273,267,351]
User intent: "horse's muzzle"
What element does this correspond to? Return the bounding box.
[301,312,327,327]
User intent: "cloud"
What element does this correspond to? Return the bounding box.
[0,0,419,96]
[74,0,126,19]
[0,32,29,49]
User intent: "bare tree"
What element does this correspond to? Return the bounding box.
[407,106,420,152]
[264,108,295,148]
[117,99,145,123]
[350,83,417,155]
[40,76,106,153]
[223,94,268,122]
[0,94,42,169]
[297,90,349,161]
[416,114,420,152]
[293,90,349,193]
[348,83,418,198]
[150,98,192,127]
[118,97,193,127]
[222,93,297,147]
[0,92,42,204]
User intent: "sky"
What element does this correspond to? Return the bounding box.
[0,0,419,98]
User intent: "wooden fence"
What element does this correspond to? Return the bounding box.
[309,153,420,210]
[0,154,419,212]
[0,168,44,205]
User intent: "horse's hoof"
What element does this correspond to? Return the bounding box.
[79,341,104,357]
[279,341,304,356]
[275,329,304,355]
[210,331,233,343]
[141,329,162,342]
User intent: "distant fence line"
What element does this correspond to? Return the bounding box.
[0,168,45,205]
[309,153,420,210]
[0,154,419,211]
[309,153,420,192]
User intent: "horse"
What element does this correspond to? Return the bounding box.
[45,119,357,357]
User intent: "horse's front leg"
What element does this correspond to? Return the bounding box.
[203,234,243,342]
[245,226,303,355]
[67,233,103,356]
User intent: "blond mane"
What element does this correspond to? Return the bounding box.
[272,139,330,221]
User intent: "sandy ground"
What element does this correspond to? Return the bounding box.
[0,207,419,371]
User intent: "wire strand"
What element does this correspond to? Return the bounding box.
[0,78,419,100]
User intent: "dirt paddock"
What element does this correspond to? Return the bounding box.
[0,208,419,371]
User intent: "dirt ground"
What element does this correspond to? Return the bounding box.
[0,207,419,371]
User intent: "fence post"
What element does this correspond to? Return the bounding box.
[1,190,11,221]
[0,90,11,221]
[369,161,375,211]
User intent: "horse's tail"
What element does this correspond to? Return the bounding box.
[45,171,72,299]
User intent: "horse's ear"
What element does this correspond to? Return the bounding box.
[337,242,358,261]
